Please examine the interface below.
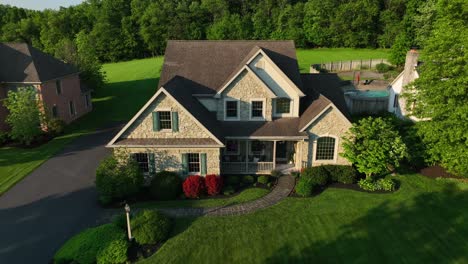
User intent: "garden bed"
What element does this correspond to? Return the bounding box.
[420,165,461,179]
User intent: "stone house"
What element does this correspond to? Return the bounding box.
[0,43,92,131]
[107,40,351,176]
[387,49,421,121]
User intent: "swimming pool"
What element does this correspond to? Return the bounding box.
[345,90,389,98]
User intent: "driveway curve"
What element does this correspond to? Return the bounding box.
[0,126,120,264]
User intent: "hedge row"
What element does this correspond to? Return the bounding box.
[295,165,358,197]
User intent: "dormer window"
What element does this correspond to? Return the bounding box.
[274,98,291,115]
[224,99,239,120]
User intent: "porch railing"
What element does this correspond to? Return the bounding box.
[221,162,274,174]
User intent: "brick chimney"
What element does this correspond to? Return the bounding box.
[402,48,419,86]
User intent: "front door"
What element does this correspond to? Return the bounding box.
[276,141,287,163]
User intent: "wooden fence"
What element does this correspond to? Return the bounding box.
[311,58,390,73]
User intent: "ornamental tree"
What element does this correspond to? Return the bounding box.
[341,117,408,179]
[403,0,468,177]
[3,87,42,145]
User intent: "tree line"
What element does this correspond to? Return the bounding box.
[0,0,436,64]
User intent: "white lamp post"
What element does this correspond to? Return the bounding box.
[124,203,132,241]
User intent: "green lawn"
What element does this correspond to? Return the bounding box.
[139,175,468,264]
[136,188,270,209]
[296,48,389,72]
[0,48,389,195]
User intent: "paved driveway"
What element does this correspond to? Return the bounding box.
[0,126,120,264]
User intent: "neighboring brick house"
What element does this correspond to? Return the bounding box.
[0,43,92,131]
[107,40,351,176]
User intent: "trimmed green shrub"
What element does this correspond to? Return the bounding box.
[295,177,315,197]
[376,63,392,73]
[224,175,241,186]
[149,171,182,200]
[54,223,127,264]
[0,131,9,145]
[132,210,171,245]
[45,118,66,136]
[257,175,269,184]
[96,239,128,264]
[271,170,282,178]
[358,178,378,191]
[323,165,358,184]
[223,185,235,195]
[377,178,397,191]
[358,178,397,191]
[112,214,127,230]
[95,154,144,205]
[301,166,329,186]
[242,175,255,185]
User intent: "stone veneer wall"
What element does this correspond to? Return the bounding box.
[304,107,351,166]
[123,93,213,139]
[115,147,221,175]
[217,70,274,121]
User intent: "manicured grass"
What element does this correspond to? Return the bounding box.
[139,175,468,263]
[296,48,389,72]
[0,57,163,195]
[136,188,270,209]
[0,48,388,194]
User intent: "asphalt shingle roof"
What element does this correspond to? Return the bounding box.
[159,40,302,92]
[0,43,79,83]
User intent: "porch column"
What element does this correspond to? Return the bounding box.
[273,140,277,169]
[245,140,249,173]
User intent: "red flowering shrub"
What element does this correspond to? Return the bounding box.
[182,175,205,198]
[205,174,223,196]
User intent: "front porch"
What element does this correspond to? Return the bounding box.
[221,140,299,174]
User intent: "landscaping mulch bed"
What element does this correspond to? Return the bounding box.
[420,165,461,179]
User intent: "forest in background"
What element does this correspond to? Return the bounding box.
[0,0,437,65]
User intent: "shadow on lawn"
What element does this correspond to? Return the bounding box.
[265,182,468,264]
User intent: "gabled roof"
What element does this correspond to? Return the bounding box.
[158,40,302,93]
[299,73,352,131]
[107,81,225,148]
[0,43,79,83]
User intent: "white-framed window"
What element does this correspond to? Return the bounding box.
[250,99,265,120]
[250,141,265,155]
[188,153,200,173]
[274,98,292,115]
[224,99,240,120]
[56,80,62,95]
[225,140,240,155]
[134,153,149,173]
[158,111,172,130]
[69,101,76,116]
[314,136,337,161]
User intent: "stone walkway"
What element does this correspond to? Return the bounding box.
[159,175,295,217]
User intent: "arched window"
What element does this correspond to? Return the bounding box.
[315,137,336,160]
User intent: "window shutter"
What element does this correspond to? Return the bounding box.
[152,112,160,131]
[200,153,207,176]
[148,153,155,175]
[172,112,179,132]
[181,153,188,176]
